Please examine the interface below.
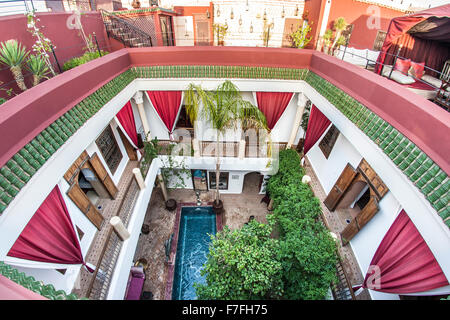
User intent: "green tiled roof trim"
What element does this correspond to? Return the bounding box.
[0,64,447,229]
[0,69,136,215]
[0,261,84,300]
[305,71,449,228]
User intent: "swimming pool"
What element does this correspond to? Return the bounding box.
[171,206,216,300]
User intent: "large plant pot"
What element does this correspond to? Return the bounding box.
[165,199,177,211]
[212,199,224,215]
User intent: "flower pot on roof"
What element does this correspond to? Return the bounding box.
[212,199,224,215]
[131,0,141,9]
[165,199,177,211]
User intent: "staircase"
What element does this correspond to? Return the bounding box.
[100,9,153,48]
[331,255,356,300]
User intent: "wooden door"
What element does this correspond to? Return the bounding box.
[194,14,210,46]
[117,129,137,161]
[324,163,357,211]
[89,153,118,199]
[358,159,388,200]
[67,183,104,230]
[341,196,379,245]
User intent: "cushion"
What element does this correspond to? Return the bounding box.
[421,74,443,88]
[394,58,411,74]
[382,65,415,85]
[366,50,380,62]
[408,61,425,79]
[130,266,145,278]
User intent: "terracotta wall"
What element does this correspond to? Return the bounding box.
[0,11,112,99]
[305,0,403,50]
[173,2,214,45]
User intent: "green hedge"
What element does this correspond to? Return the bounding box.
[62,51,108,71]
[267,149,338,300]
[196,149,338,300]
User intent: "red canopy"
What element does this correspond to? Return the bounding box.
[7,186,92,272]
[146,91,183,134]
[303,105,331,155]
[361,210,448,294]
[375,4,450,75]
[116,100,139,148]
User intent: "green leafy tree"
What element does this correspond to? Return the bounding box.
[195,220,284,300]
[331,17,348,51]
[185,80,267,205]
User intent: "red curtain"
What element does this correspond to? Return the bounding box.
[255,92,294,131]
[146,91,182,133]
[360,210,448,294]
[116,101,138,147]
[303,105,331,155]
[7,186,93,272]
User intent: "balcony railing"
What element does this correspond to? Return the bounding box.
[85,173,140,300]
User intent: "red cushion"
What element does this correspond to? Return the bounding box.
[394,58,411,73]
[409,61,425,79]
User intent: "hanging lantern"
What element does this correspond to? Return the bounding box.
[295,5,299,16]
[217,5,220,17]
[239,15,242,25]
[206,9,210,19]
[281,6,285,18]
[230,8,234,19]
[246,0,249,11]
[250,22,253,33]
[263,9,267,20]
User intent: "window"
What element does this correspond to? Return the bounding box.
[209,172,229,190]
[95,126,122,174]
[175,105,193,128]
[319,125,339,159]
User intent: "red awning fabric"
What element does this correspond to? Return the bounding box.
[375,4,450,74]
[146,91,183,133]
[7,186,93,272]
[303,105,331,155]
[116,101,139,148]
[255,92,294,131]
[0,274,48,300]
[360,210,449,294]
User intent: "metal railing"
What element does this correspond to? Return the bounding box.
[332,43,450,111]
[100,9,153,48]
[86,175,140,300]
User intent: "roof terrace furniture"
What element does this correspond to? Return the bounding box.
[335,45,380,69]
[124,266,145,300]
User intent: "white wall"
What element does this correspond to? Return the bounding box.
[173,16,195,46]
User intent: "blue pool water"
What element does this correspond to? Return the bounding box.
[172,206,216,300]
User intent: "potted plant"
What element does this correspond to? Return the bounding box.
[213,23,228,46]
[322,29,333,54]
[289,22,313,49]
[25,54,49,87]
[331,17,348,52]
[0,40,29,91]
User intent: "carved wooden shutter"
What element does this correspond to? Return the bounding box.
[341,196,379,245]
[324,163,357,211]
[89,153,118,199]
[67,183,104,230]
[117,129,137,161]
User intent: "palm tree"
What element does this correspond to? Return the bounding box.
[185,80,268,207]
[331,17,348,52]
[0,40,29,91]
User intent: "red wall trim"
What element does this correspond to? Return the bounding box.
[0,47,448,174]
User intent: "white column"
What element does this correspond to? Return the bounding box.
[158,173,168,202]
[110,216,130,241]
[238,139,246,159]
[133,91,151,140]
[192,138,201,158]
[287,93,308,149]
[132,168,146,190]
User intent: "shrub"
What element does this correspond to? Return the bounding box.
[62,50,108,71]
[197,149,338,300]
[195,220,284,300]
